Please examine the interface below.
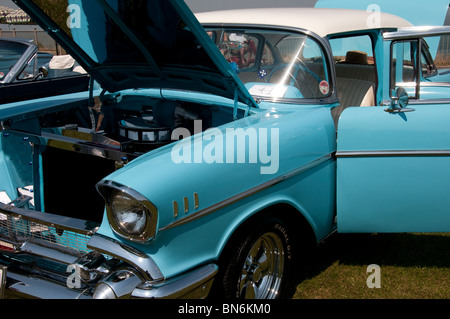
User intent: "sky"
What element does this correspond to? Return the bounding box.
[0,0,317,12]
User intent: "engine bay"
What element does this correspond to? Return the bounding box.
[1,92,243,222]
[37,94,225,156]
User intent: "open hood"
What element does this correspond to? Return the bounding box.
[13,0,257,108]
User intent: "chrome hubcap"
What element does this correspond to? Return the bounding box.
[238,232,285,299]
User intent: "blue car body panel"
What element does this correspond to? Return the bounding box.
[337,105,450,232]
[100,97,337,277]
[1,1,450,299]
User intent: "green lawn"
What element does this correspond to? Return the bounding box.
[291,233,450,299]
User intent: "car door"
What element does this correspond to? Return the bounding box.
[336,28,450,233]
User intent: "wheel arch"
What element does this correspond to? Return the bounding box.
[209,202,318,298]
[217,202,318,266]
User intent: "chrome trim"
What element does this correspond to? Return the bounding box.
[336,150,450,158]
[0,203,99,236]
[397,81,450,88]
[5,270,91,299]
[20,240,80,264]
[96,180,158,243]
[87,233,164,281]
[384,107,415,113]
[94,269,142,299]
[2,258,216,299]
[131,264,218,299]
[42,131,131,162]
[160,153,333,231]
[0,264,6,299]
[173,201,179,218]
[3,129,135,163]
[409,99,450,105]
[384,26,450,40]
[183,197,189,214]
[194,193,199,209]
[0,199,99,236]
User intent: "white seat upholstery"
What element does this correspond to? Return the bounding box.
[331,77,375,128]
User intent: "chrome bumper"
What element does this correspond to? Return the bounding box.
[0,203,218,299]
[2,258,218,299]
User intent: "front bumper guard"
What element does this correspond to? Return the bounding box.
[0,202,218,299]
[2,259,218,299]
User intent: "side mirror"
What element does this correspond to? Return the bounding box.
[385,87,415,113]
[36,66,48,79]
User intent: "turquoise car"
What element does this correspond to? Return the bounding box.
[0,0,449,299]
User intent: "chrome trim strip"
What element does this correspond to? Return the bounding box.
[4,129,134,162]
[194,193,199,209]
[5,270,91,299]
[132,264,218,299]
[20,240,80,264]
[160,153,334,231]
[397,81,450,88]
[42,131,131,162]
[0,200,99,236]
[409,99,450,105]
[384,26,450,40]
[336,150,450,158]
[87,233,164,281]
[0,264,6,299]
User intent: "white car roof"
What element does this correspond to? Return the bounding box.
[196,8,412,37]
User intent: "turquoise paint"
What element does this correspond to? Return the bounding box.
[337,104,450,233]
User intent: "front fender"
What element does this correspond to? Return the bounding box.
[96,105,336,279]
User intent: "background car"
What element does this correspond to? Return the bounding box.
[0,38,89,103]
[0,38,51,83]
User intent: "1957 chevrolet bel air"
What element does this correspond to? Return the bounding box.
[0,0,449,299]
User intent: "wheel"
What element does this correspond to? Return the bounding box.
[219,217,293,299]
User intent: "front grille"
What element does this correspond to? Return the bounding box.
[0,211,91,255]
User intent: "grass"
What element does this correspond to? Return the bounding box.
[291,232,450,299]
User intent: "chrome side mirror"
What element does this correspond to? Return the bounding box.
[385,87,415,113]
[37,66,48,79]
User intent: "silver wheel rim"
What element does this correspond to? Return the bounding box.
[238,231,285,299]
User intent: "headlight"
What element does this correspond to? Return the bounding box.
[111,191,148,235]
[97,181,158,243]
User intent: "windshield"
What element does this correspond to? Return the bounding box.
[206,28,331,102]
[0,40,29,82]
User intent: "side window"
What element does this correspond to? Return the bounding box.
[329,34,377,108]
[18,54,38,81]
[391,41,417,84]
[329,34,376,83]
[391,35,450,100]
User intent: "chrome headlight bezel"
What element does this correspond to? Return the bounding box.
[97,181,158,243]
